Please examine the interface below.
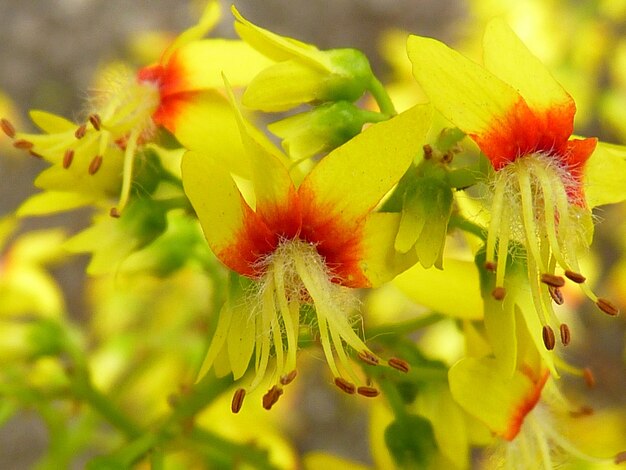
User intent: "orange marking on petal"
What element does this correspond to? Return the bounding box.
[502,368,550,441]
[150,91,200,133]
[299,196,370,288]
[472,98,576,171]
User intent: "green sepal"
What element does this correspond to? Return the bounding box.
[384,414,438,469]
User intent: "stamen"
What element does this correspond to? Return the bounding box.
[334,377,356,394]
[358,350,379,366]
[583,368,595,388]
[89,113,102,131]
[570,406,593,417]
[262,385,283,410]
[518,167,547,273]
[114,127,141,216]
[62,149,74,169]
[486,175,506,268]
[88,155,103,175]
[75,124,87,139]
[596,298,619,316]
[540,273,565,288]
[357,386,380,398]
[0,118,15,138]
[484,261,497,272]
[13,139,33,150]
[492,286,506,300]
[109,208,121,218]
[29,150,43,159]
[388,357,410,373]
[559,323,571,346]
[231,388,246,414]
[564,270,586,284]
[548,286,564,305]
[542,325,556,350]
[280,370,297,386]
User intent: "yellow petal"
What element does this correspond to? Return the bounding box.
[449,357,546,440]
[167,39,272,92]
[299,104,432,225]
[407,34,520,139]
[482,19,573,115]
[232,6,330,70]
[161,0,221,63]
[28,110,75,133]
[168,90,251,178]
[196,303,232,380]
[227,301,256,380]
[584,141,626,207]
[18,191,96,216]
[242,60,327,112]
[394,258,483,319]
[359,212,417,287]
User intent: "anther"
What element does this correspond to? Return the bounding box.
[484,261,497,272]
[423,144,433,159]
[542,325,556,350]
[583,367,596,388]
[75,124,87,139]
[89,114,102,131]
[614,451,626,465]
[13,139,33,150]
[492,286,506,300]
[231,388,246,414]
[262,385,283,410]
[564,270,586,284]
[0,118,15,138]
[358,350,379,366]
[63,149,74,169]
[88,155,103,175]
[28,150,43,159]
[334,377,356,394]
[280,370,298,386]
[110,207,121,218]
[388,357,410,373]
[441,150,453,164]
[540,273,565,288]
[357,386,380,398]
[559,323,571,346]
[548,286,564,305]
[570,405,593,417]
[596,298,619,316]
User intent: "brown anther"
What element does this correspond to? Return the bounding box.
[88,155,103,175]
[583,367,596,388]
[492,286,506,300]
[231,388,246,414]
[13,139,33,150]
[262,385,283,410]
[596,298,619,316]
[280,370,298,386]
[62,149,74,169]
[564,270,586,284]
[357,386,380,398]
[542,325,556,350]
[28,150,43,159]
[548,286,564,305]
[334,377,356,394]
[0,118,15,138]
[109,207,121,218]
[89,113,102,131]
[423,144,433,159]
[540,273,565,288]
[441,150,454,164]
[484,261,497,272]
[559,323,571,346]
[615,451,626,464]
[75,124,87,139]
[388,357,410,374]
[570,405,593,417]
[358,350,379,366]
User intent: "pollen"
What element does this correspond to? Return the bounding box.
[1,118,15,138]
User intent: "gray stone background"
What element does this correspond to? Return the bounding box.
[1,0,624,468]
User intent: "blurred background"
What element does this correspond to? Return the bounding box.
[1,0,625,468]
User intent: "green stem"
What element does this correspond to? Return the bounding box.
[448,214,486,241]
[367,313,444,338]
[368,75,397,116]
